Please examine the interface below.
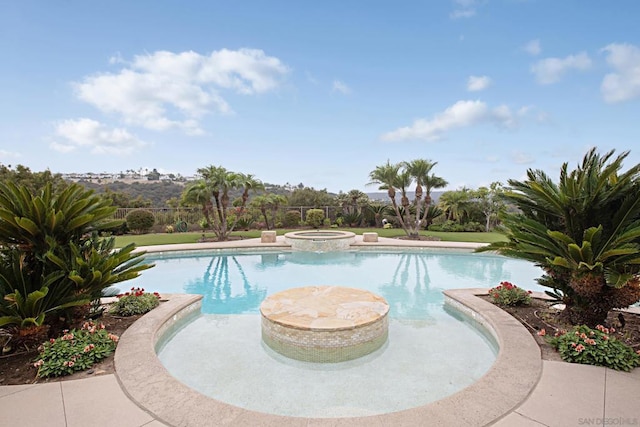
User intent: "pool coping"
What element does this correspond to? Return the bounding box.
[114,286,542,426]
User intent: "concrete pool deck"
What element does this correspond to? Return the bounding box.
[1,235,639,426]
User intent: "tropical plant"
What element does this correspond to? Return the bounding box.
[366,203,389,228]
[369,159,445,239]
[438,188,472,223]
[182,181,214,227]
[185,166,263,241]
[340,212,363,227]
[479,149,640,326]
[404,159,437,228]
[0,182,153,334]
[423,205,444,228]
[251,193,287,230]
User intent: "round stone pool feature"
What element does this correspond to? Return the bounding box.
[284,230,356,251]
[260,286,390,362]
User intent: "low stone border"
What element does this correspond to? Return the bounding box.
[115,288,542,426]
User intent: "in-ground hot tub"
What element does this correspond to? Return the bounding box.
[284,230,356,251]
[260,285,389,362]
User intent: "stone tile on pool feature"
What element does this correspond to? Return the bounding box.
[260,286,389,362]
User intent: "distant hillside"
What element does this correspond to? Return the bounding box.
[74,180,295,208]
[366,191,443,203]
[75,180,185,207]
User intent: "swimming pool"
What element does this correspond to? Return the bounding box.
[140,248,543,417]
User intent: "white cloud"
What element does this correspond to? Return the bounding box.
[523,39,541,56]
[600,43,640,103]
[467,75,491,91]
[511,151,535,164]
[450,0,478,19]
[332,80,352,95]
[381,100,522,142]
[74,49,290,134]
[52,118,148,155]
[0,149,21,159]
[531,52,592,84]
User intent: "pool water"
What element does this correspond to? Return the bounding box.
[137,249,544,316]
[144,249,543,417]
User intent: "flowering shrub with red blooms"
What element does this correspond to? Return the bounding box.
[547,324,640,371]
[488,281,532,306]
[109,287,161,316]
[33,321,118,378]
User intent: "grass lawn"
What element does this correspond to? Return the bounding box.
[113,228,506,247]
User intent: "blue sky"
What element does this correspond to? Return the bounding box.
[1,1,639,193]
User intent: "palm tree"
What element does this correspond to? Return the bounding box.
[251,195,271,229]
[250,193,286,230]
[368,161,407,231]
[422,174,448,220]
[369,160,444,239]
[182,181,214,227]
[239,174,264,206]
[404,159,436,228]
[366,203,389,228]
[479,149,640,326]
[347,189,369,214]
[195,166,262,241]
[438,188,471,222]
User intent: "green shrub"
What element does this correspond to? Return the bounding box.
[125,209,155,234]
[305,209,325,228]
[109,287,160,316]
[547,325,640,371]
[463,221,484,232]
[323,218,331,227]
[33,321,118,378]
[488,281,531,306]
[283,210,301,227]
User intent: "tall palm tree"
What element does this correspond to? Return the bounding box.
[479,149,640,326]
[250,193,287,230]
[404,159,436,228]
[369,160,443,238]
[182,181,214,227]
[347,189,369,214]
[368,161,407,231]
[239,174,264,206]
[421,174,448,225]
[251,195,272,229]
[195,166,262,241]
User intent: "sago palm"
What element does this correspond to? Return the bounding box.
[480,148,640,326]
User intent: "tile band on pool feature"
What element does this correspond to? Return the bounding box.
[284,230,356,251]
[260,285,389,362]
